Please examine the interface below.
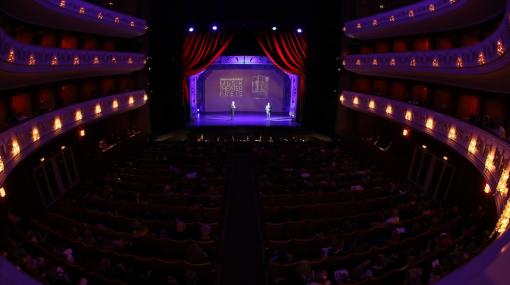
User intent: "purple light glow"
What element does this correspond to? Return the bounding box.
[212,25,218,31]
[272,26,277,31]
[188,27,194,32]
[189,56,299,121]
[297,28,303,33]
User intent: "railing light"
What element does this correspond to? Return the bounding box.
[385,105,393,115]
[95,104,102,115]
[468,138,477,154]
[426,118,434,130]
[353,97,359,105]
[112,99,119,109]
[369,100,375,109]
[128,96,135,105]
[0,187,6,198]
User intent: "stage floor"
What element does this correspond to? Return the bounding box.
[189,112,300,127]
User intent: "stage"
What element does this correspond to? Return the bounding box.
[188,112,300,127]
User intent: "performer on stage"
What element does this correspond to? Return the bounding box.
[265,102,272,120]
[230,101,237,120]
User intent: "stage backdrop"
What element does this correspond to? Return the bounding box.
[192,56,293,114]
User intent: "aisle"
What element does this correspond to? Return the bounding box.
[219,145,265,285]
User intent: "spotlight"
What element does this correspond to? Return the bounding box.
[297,28,303,33]
[212,25,218,31]
[272,26,277,31]
[188,27,194,32]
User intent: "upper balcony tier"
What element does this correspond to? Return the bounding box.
[344,0,505,40]
[0,0,147,38]
[343,0,510,93]
[0,27,145,90]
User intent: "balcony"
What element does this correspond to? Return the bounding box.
[344,0,510,93]
[0,90,147,188]
[340,90,510,284]
[0,27,145,90]
[0,0,147,38]
[344,0,505,40]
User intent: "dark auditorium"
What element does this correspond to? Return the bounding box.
[1,0,510,284]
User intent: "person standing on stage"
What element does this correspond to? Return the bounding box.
[265,102,272,120]
[230,101,237,120]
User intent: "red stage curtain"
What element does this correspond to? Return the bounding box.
[256,31,308,118]
[182,32,234,104]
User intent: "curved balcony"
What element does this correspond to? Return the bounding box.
[0,28,145,90]
[0,0,147,38]
[344,0,510,93]
[340,91,510,233]
[0,90,147,189]
[344,0,505,40]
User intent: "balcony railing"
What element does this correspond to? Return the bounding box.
[0,27,145,89]
[340,91,510,234]
[343,0,510,92]
[344,0,505,40]
[0,0,147,38]
[0,90,147,190]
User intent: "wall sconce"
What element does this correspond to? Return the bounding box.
[144,94,148,102]
[128,96,135,105]
[422,144,427,149]
[115,17,120,24]
[456,56,463,68]
[95,104,102,115]
[128,57,134,64]
[410,58,416,67]
[0,187,6,198]
[484,183,491,194]
[478,52,486,65]
[355,59,361,66]
[448,127,457,140]
[389,15,395,22]
[0,157,4,173]
[28,54,36,65]
[130,21,135,27]
[497,40,505,56]
[32,128,40,142]
[432,58,439,67]
[372,58,378,66]
[12,139,20,156]
[356,23,362,29]
[402,128,409,137]
[7,49,15,63]
[369,100,375,109]
[75,110,82,121]
[79,128,86,137]
[443,156,448,161]
[372,19,378,26]
[97,12,104,20]
[54,117,62,130]
[51,56,58,66]
[428,4,435,12]
[385,105,393,115]
[389,58,396,66]
[112,57,117,64]
[93,56,100,64]
[468,137,477,154]
[79,7,86,14]
[485,150,496,172]
[112,99,119,109]
[59,0,66,8]
[73,56,80,65]
[426,118,434,130]
[408,10,414,17]
[405,110,412,121]
[353,97,359,105]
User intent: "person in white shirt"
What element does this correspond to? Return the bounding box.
[230,101,236,120]
[265,102,272,120]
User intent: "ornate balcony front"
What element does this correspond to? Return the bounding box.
[0,28,145,90]
[344,0,510,93]
[0,90,147,188]
[0,0,147,38]
[344,0,505,40]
